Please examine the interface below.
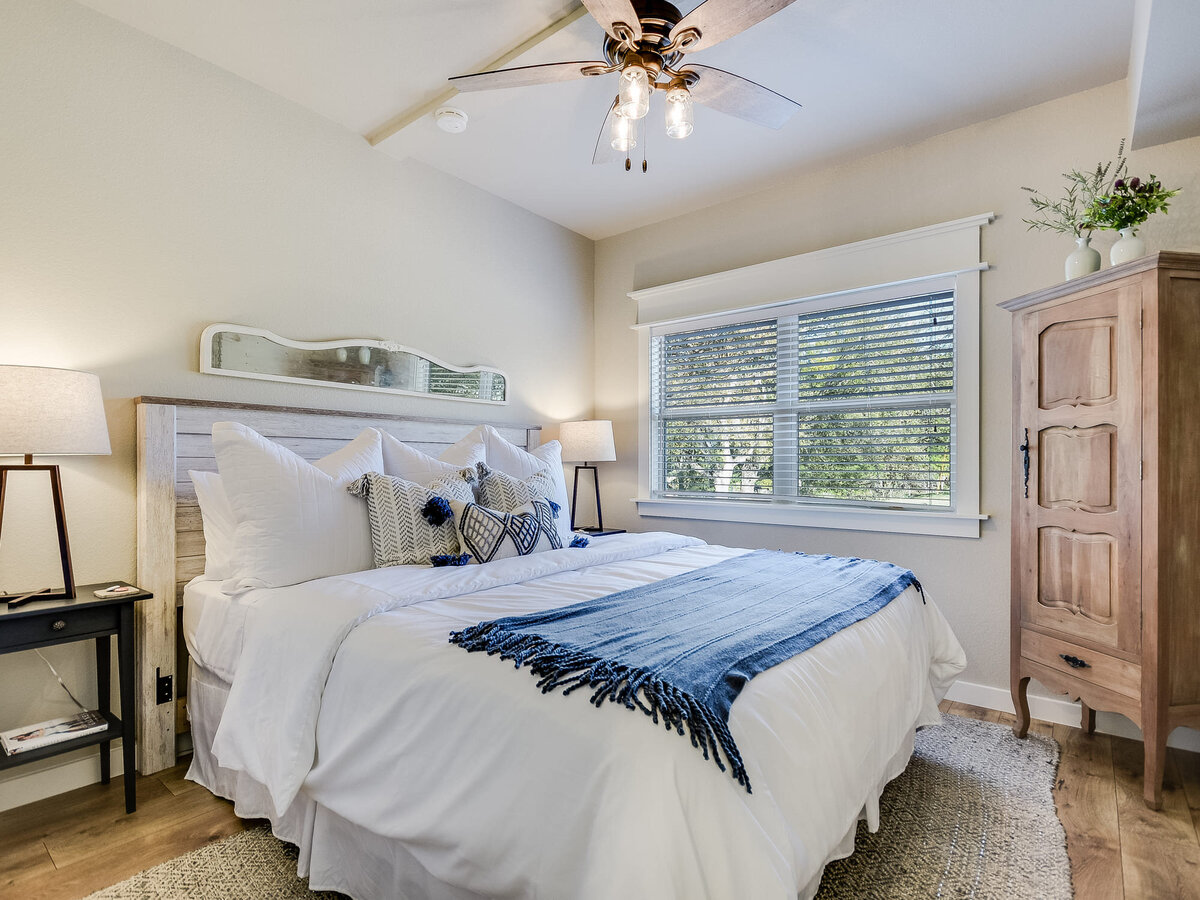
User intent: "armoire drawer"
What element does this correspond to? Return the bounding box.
[1021,630,1140,700]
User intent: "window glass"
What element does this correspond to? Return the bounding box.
[650,290,956,510]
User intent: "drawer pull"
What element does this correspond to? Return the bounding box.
[51,619,67,631]
[1059,653,1090,669]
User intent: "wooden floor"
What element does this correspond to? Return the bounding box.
[1,705,1198,899]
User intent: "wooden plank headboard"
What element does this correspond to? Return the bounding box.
[134,396,541,775]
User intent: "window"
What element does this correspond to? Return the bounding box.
[634,215,989,537]
[651,286,957,509]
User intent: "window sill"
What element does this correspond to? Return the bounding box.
[634,497,987,538]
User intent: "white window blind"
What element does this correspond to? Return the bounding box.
[650,289,956,509]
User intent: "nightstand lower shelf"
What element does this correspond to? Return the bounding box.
[0,710,123,769]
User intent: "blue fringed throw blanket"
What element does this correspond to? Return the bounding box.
[449,550,920,792]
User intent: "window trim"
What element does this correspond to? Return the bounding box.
[631,214,991,539]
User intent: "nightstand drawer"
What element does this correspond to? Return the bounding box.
[1021,629,1140,699]
[0,605,120,650]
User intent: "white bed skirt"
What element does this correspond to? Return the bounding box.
[186,659,916,900]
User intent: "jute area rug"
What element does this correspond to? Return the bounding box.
[87,715,1070,900]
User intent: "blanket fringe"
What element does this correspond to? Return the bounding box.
[449,624,751,792]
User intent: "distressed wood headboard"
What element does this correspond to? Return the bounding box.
[134,396,541,775]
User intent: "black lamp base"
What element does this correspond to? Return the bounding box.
[0,463,77,608]
[570,464,606,533]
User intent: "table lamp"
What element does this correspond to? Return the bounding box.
[558,420,616,533]
[0,365,111,607]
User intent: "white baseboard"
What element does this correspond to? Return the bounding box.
[0,741,126,814]
[945,679,1200,754]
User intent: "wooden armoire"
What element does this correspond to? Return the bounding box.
[1001,251,1200,810]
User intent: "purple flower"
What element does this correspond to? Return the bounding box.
[1129,177,1140,189]
[1114,178,1125,189]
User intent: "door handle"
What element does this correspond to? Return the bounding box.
[1019,428,1030,499]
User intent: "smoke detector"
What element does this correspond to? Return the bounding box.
[435,106,469,134]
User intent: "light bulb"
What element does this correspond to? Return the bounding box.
[610,110,639,152]
[665,83,693,139]
[617,62,650,120]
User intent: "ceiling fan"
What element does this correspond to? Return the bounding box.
[449,0,802,170]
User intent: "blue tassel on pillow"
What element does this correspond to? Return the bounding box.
[547,499,561,518]
[422,496,453,526]
[570,535,589,549]
[430,553,471,567]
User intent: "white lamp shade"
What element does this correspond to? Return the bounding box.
[559,420,616,463]
[0,365,111,456]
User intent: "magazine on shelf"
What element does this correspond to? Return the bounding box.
[0,710,108,756]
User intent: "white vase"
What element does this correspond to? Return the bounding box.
[1065,234,1101,280]
[1110,227,1146,266]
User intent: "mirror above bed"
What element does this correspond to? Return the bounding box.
[200,323,508,404]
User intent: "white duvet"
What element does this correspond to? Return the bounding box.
[210,533,966,899]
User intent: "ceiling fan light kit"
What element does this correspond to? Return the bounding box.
[449,0,800,167]
[664,80,694,139]
[610,108,640,152]
[617,58,651,119]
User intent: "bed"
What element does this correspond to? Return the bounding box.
[135,397,966,900]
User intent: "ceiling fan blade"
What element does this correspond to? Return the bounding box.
[450,61,608,92]
[686,64,801,130]
[670,0,799,55]
[592,99,621,165]
[581,0,643,43]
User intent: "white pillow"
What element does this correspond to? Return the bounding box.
[435,429,489,473]
[212,423,384,591]
[379,429,486,484]
[442,425,571,543]
[189,470,236,581]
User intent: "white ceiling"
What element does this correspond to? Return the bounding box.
[76,0,1160,240]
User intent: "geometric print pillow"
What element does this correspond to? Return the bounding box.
[446,497,563,564]
[477,462,558,515]
[346,469,475,567]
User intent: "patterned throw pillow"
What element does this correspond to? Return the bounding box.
[346,470,475,567]
[445,497,563,564]
[476,462,559,517]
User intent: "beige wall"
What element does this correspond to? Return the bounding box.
[594,81,1200,706]
[0,0,593,794]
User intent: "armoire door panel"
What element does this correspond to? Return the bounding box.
[1017,283,1142,656]
[1038,316,1117,409]
[1039,425,1116,512]
[1026,526,1121,647]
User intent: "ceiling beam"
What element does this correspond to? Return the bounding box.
[364,3,589,147]
[1128,0,1200,149]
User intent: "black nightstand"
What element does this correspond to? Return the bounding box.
[577,528,627,537]
[0,584,150,813]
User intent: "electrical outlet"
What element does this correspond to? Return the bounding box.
[156,671,173,705]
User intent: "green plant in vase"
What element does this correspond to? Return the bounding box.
[1086,171,1181,265]
[1022,155,1117,280]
